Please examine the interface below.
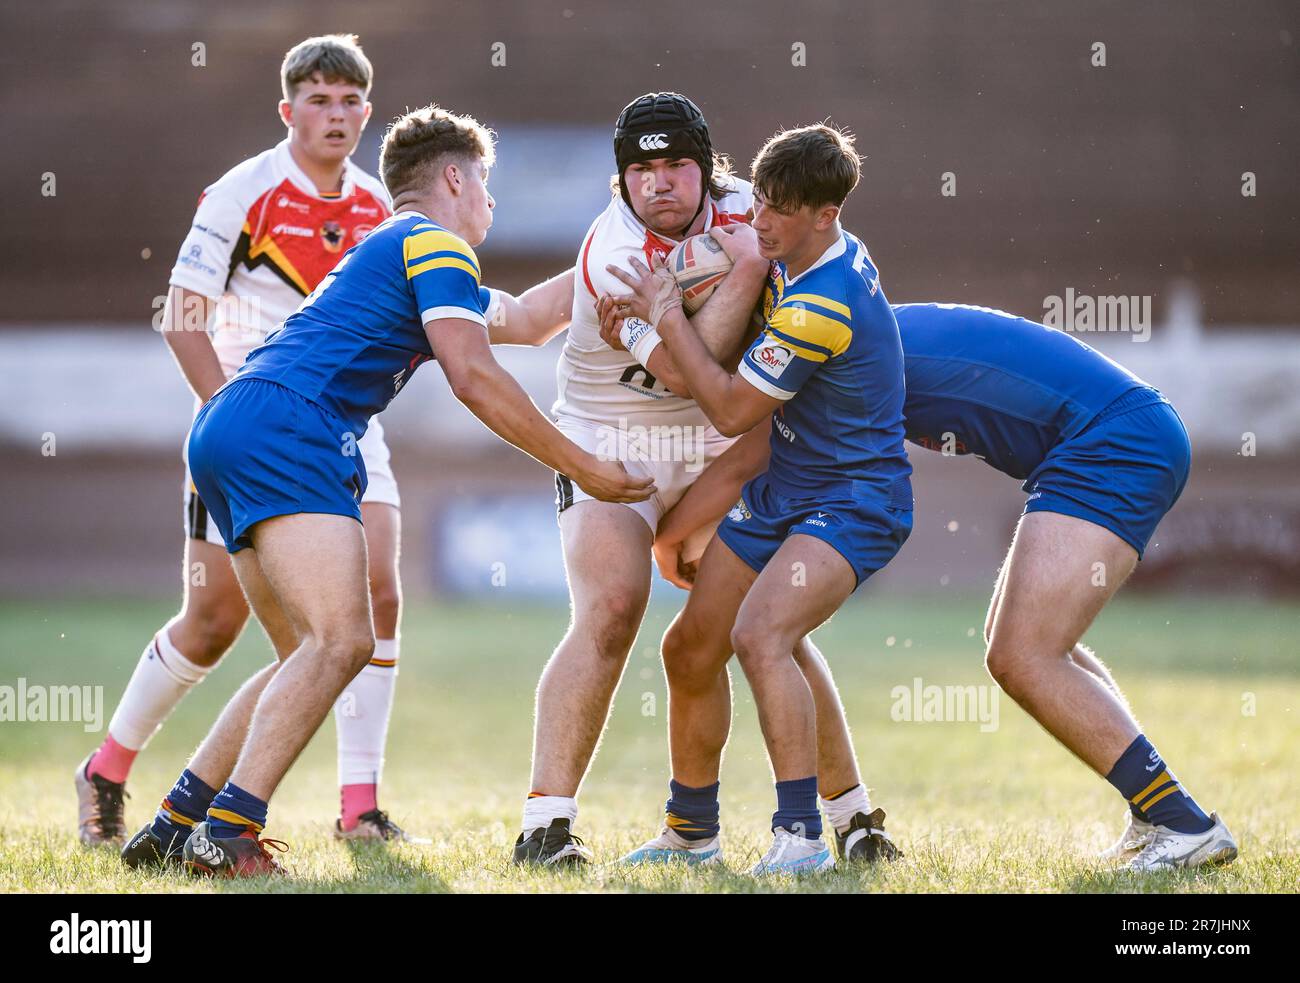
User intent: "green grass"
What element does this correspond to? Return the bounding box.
[1,593,1297,893]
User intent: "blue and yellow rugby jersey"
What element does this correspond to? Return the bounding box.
[739,230,911,502]
[235,211,486,435]
[894,303,1150,480]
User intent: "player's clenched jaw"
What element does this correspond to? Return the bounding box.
[625,157,706,238]
[276,35,375,179]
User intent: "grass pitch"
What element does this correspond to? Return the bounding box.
[1,592,1296,893]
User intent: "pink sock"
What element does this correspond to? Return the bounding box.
[87,734,138,785]
[340,783,379,829]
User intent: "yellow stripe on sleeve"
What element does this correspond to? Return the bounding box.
[406,256,482,281]
[781,292,851,321]
[403,230,479,270]
[757,329,829,365]
[769,305,853,358]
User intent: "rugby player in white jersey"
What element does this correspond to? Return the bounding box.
[77,35,421,849]
[504,93,774,865]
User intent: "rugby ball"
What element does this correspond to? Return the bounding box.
[667,233,733,315]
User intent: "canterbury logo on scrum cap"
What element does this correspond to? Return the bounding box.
[638,133,669,150]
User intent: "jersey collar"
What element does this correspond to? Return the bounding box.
[779,229,847,286]
[274,137,358,200]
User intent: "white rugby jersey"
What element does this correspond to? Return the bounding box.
[169,138,391,376]
[554,176,753,425]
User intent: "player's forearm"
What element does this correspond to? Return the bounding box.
[657,425,770,546]
[691,257,769,362]
[158,287,225,402]
[451,357,586,477]
[655,307,755,436]
[644,344,693,398]
[487,268,574,347]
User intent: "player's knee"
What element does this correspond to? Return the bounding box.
[580,587,645,658]
[730,620,781,671]
[172,607,247,665]
[662,620,718,692]
[984,641,1032,698]
[317,627,375,675]
[368,579,402,635]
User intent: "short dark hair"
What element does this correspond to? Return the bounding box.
[280,34,373,101]
[379,104,496,200]
[751,123,861,212]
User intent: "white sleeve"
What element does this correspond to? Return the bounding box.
[168,183,246,299]
[619,317,663,365]
[481,287,504,327]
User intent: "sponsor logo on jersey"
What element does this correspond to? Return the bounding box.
[639,133,669,150]
[321,220,345,252]
[353,224,374,243]
[276,194,311,212]
[624,317,654,347]
[193,222,230,245]
[272,223,315,238]
[774,414,796,443]
[756,341,793,376]
[179,242,219,277]
[350,203,381,216]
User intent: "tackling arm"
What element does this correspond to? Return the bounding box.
[428,316,655,504]
[653,424,771,587]
[486,267,575,347]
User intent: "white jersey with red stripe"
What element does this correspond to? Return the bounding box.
[555,175,753,426]
[168,137,391,376]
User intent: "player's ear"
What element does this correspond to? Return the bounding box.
[816,203,840,230]
[278,99,293,129]
[444,162,462,196]
[361,101,373,126]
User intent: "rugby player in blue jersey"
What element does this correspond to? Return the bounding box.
[641,302,1238,872]
[123,104,653,876]
[606,124,913,874]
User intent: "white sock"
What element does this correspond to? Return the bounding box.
[106,628,213,750]
[820,783,872,835]
[334,637,399,786]
[522,795,578,835]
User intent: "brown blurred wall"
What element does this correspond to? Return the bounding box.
[3,0,1298,324]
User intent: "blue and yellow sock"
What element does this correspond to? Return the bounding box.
[1106,735,1213,835]
[207,782,269,839]
[665,780,720,841]
[773,776,822,839]
[150,768,216,849]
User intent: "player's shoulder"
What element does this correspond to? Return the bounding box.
[575,193,649,297]
[582,193,645,255]
[767,238,861,356]
[778,241,855,318]
[400,216,481,281]
[818,232,889,324]
[195,144,283,209]
[711,174,753,221]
